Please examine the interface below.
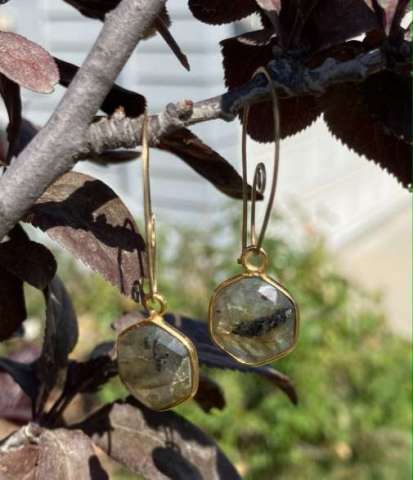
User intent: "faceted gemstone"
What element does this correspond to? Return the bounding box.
[210,275,298,365]
[117,322,196,410]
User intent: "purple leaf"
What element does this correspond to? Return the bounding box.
[323,81,412,188]
[88,149,140,165]
[25,171,145,298]
[55,58,146,117]
[362,71,411,143]
[188,0,257,25]
[0,443,39,479]
[299,0,379,51]
[364,0,410,34]
[221,31,321,141]
[0,427,109,480]
[64,355,116,396]
[256,0,282,28]
[74,398,241,480]
[194,374,226,412]
[0,74,21,163]
[0,357,37,401]
[36,276,78,416]
[37,429,108,479]
[0,268,26,341]
[256,0,281,12]
[5,117,38,159]
[0,347,39,424]
[43,276,78,367]
[157,128,250,199]
[0,224,57,290]
[0,31,59,93]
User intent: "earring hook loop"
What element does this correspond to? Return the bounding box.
[241,67,280,256]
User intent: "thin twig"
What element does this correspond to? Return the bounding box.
[84,47,389,154]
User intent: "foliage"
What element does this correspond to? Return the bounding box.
[0,0,411,478]
[191,0,412,186]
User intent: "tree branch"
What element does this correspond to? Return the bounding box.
[0,0,167,240]
[85,47,389,154]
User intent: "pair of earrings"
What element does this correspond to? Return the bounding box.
[116,68,299,411]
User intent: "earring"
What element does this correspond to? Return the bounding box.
[209,68,299,366]
[117,113,199,410]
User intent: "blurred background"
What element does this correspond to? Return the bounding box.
[0,1,411,479]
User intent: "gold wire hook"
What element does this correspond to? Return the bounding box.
[142,113,156,297]
[141,114,166,314]
[241,67,280,256]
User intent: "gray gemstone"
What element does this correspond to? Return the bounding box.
[210,275,297,364]
[117,322,195,410]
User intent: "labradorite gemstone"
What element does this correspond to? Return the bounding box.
[117,323,195,410]
[210,276,297,364]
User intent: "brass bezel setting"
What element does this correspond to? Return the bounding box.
[117,313,199,411]
[208,271,300,367]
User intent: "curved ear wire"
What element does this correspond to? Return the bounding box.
[241,67,280,254]
[141,114,168,316]
[141,113,157,299]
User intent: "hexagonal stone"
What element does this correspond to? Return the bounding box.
[209,275,298,365]
[117,320,197,410]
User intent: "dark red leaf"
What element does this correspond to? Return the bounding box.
[189,0,257,25]
[50,345,116,422]
[275,0,378,49]
[55,58,146,118]
[0,444,39,480]
[256,0,281,11]
[390,0,411,33]
[0,268,26,341]
[37,429,109,479]
[0,224,57,290]
[63,0,120,19]
[362,71,411,143]
[74,398,241,480]
[0,348,38,399]
[364,0,410,34]
[0,347,38,424]
[0,31,58,93]
[221,32,321,141]
[8,118,38,158]
[0,427,109,480]
[0,74,21,163]
[88,149,140,165]
[297,0,379,51]
[157,128,248,199]
[63,355,116,397]
[43,276,78,368]
[36,276,78,416]
[196,343,299,404]
[194,374,226,412]
[323,81,412,188]
[25,171,145,298]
